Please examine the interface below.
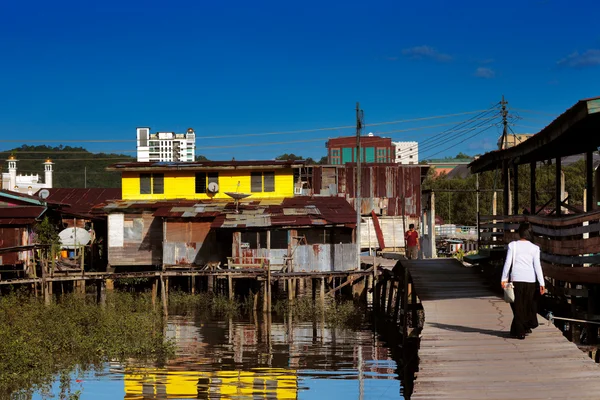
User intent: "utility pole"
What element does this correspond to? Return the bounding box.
[500,95,512,215]
[356,102,363,270]
[500,95,508,150]
[84,166,87,188]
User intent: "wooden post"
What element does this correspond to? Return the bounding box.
[288,278,294,304]
[411,282,418,328]
[320,277,325,311]
[160,274,168,317]
[512,163,519,215]
[190,273,195,295]
[586,151,594,212]
[208,275,214,294]
[262,281,268,313]
[530,162,536,213]
[393,277,402,323]
[387,280,395,315]
[253,289,259,311]
[402,267,409,340]
[228,273,233,301]
[97,280,106,307]
[556,156,562,216]
[152,278,158,310]
[380,278,388,313]
[267,266,272,313]
[80,245,85,277]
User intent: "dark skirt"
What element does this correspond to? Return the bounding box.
[509,281,539,337]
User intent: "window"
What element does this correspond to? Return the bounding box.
[140,173,163,194]
[195,172,207,193]
[251,171,276,192]
[195,172,219,193]
[331,149,340,156]
[140,174,151,194]
[153,174,164,194]
[251,172,263,192]
[263,171,275,192]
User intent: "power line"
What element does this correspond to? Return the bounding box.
[0,108,496,144]
[394,106,501,160]
[421,124,496,159]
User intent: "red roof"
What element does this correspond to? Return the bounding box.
[42,188,121,218]
[0,206,46,225]
[105,196,357,228]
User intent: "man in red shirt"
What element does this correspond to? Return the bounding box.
[405,224,420,260]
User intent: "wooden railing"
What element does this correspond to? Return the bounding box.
[479,210,600,284]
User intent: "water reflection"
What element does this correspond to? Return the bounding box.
[38,313,401,399]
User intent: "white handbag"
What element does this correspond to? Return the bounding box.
[503,243,516,303]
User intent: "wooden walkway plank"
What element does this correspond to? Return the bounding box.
[402,258,600,399]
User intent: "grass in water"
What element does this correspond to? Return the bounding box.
[274,296,365,328]
[1,291,173,399]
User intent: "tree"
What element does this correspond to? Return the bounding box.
[455,152,473,159]
[195,155,210,161]
[318,156,328,165]
[275,153,304,161]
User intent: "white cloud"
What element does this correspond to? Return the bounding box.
[474,67,495,79]
[401,45,453,62]
[557,49,600,68]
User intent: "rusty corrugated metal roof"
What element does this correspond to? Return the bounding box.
[42,188,121,218]
[104,196,357,228]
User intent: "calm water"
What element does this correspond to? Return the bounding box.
[34,313,403,399]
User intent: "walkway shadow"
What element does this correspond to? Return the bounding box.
[428,322,510,339]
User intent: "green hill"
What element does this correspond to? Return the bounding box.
[0,145,133,188]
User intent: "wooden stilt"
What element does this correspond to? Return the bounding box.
[97,280,106,307]
[160,274,168,317]
[267,267,272,313]
[320,277,325,310]
[228,273,233,301]
[387,280,395,315]
[152,278,158,309]
[262,281,268,313]
[380,278,388,313]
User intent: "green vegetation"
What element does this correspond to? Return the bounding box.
[274,297,365,328]
[1,292,173,398]
[423,158,587,225]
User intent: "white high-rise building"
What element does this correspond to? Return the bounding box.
[393,141,419,164]
[136,127,196,162]
[1,155,53,194]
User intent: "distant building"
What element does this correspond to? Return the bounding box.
[136,127,196,162]
[326,134,395,164]
[393,141,419,164]
[497,133,533,150]
[1,155,53,194]
[425,158,472,176]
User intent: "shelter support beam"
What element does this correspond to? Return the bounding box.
[530,162,536,214]
[556,157,562,216]
[513,163,519,215]
[586,151,594,212]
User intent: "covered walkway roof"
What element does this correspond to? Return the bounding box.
[470,97,600,173]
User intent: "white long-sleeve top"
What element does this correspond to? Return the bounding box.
[501,240,545,286]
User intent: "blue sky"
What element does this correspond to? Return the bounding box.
[1,0,600,162]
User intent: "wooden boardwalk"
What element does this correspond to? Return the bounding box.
[403,258,600,400]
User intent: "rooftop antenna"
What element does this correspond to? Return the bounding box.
[225,181,251,214]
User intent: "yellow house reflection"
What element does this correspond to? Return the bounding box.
[124,367,298,399]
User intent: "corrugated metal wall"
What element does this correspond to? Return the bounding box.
[312,165,423,217]
[163,220,219,266]
[0,226,26,265]
[293,243,357,272]
[360,216,420,249]
[108,212,163,267]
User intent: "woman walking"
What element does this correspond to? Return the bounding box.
[501,222,545,339]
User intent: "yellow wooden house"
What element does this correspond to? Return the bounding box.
[107,160,305,201]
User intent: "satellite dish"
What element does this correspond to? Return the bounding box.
[224,192,252,213]
[58,227,91,249]
[38,189,50,199]
[207,182,219,193]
